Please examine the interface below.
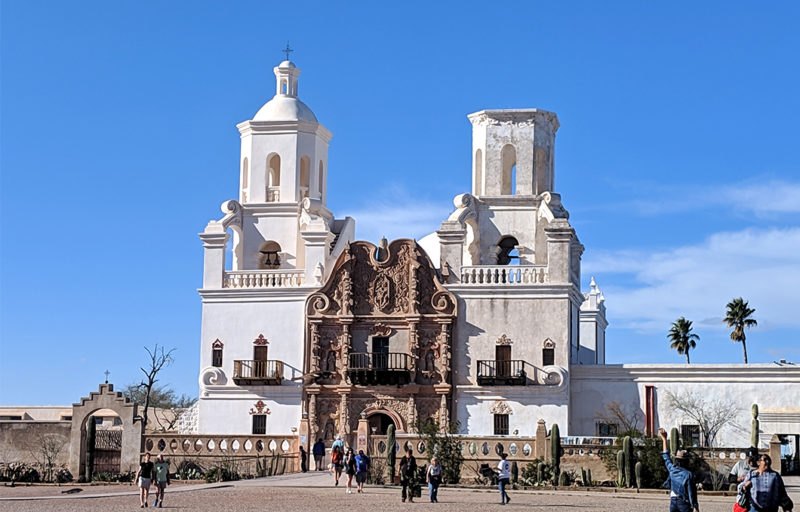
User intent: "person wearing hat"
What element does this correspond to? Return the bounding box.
[730,449,759,484]
[153,453,170,508]
[497,452,511,505]
[659,428,699,512]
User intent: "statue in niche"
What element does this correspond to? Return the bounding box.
[425,350,436,372]
[323,420,335,441]
[325,351,337,372]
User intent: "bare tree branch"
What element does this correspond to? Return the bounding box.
[664,389,738,448]
[138,344,176,433]
[595,400,643,433]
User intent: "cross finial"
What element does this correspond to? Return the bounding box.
[104,369,110,384]
[282,42,293,61]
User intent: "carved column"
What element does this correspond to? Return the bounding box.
[438,322,451,384]
[338,394,350,439]
[310,323,320,373]
[340,324,351,378]
[438,394,449,432]
[408,323,419,376]
[406,395,418,433]
[308,394,318,442]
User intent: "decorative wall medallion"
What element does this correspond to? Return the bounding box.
[370,324,393,337]
[496,334,513,345]
[489,400,513,415]
[254,334,269,345]
[211,339,224,349]
[542,338,555,349]
[249,400,270,415]
[373,274,392,310]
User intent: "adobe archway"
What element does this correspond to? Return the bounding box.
[69,383,142,477]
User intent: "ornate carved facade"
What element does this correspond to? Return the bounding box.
[304,239,456,436]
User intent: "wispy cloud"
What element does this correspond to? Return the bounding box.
[584,178,800,217]
[340,184,452,244]
[585,227,800,333]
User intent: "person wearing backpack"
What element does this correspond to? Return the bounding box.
[355,449,370,493]
[399,447,418,502]
[331,445,344,486]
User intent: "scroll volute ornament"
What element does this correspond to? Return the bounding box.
[370,324,392,337]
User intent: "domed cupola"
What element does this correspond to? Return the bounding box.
[237,59,332,205]
[253,61,319,123]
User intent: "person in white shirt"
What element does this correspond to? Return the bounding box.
[497,452,511,505]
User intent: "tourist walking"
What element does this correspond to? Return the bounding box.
[658,428,699,512]
[741,454,793,512]
[331,445,344,486]
[332,434,345,452]
[355,450,370,493]
[152,454,170,508]
[399,447,418,502]
[299,445,308,473]
[426,456,442,503]
[730,449,758,484]
[497,452,511,505]
[345,448,357,493]
[313,438,325,471]
[135,452,154,508]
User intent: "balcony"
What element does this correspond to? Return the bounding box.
[477,360,527,386]
[347,352,411,386]
[233,360,284,385]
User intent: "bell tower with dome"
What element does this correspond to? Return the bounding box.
[237,60,332,206]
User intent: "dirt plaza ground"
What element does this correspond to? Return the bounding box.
[2,472,798,511]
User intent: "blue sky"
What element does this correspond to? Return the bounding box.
[2,1,799,405]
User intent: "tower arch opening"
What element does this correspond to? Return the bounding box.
[501,144,516,195]
[474,148,483,196]
[267,154,281,202]
[497,236,520,266]
[258,241,282,269]
[300,156,310,200]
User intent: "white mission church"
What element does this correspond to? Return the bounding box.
[189,59,800,461]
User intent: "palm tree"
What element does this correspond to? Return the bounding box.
[724,297,757,364]
[668,317,699,364]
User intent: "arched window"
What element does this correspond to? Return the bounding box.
[267,154,281,202]
[497,236,520,265]
[474,149,483,195]
[258,241,281,269]
[318,161,324,199]
[300,156,310,200]
[501,144,516,195]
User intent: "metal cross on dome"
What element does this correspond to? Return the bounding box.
[104,369,110,384]
[282,42,293,61]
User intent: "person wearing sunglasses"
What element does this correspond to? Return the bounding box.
[742,454,793,512]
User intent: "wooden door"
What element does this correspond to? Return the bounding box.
[496,345,511,377]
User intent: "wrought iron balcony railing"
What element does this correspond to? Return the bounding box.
[233,360,284,385]
[476,360,527,386]
[347,352,411,385]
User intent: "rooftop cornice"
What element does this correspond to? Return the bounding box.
[468,109,559,130]
[237,119,333,142]
[570,364,800,382]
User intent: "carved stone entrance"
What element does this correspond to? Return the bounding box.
[304,239,457,444]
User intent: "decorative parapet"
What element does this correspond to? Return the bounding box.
[460,265,548,285]
[224,270,306,288]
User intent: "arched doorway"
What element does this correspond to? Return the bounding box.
[368,412,395,435]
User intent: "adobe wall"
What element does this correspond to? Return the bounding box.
[0,421,71,468]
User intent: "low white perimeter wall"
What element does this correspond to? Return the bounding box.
[570,364,800,448]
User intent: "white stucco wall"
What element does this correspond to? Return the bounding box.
[570,364,800,447]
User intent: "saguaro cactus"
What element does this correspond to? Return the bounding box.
[751,403,759,448]
[537,461,545,484]
[558,470,569,487]
[623,436,633,488]
[616,449,626,487]
[587,468,592,487]
[670,428,680,456]
[84,415,96,482]
[386,424,396,483]
[550,423,561,484]
[581,467,588,486]
[635,461,643,489]
[511,461,518,485]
